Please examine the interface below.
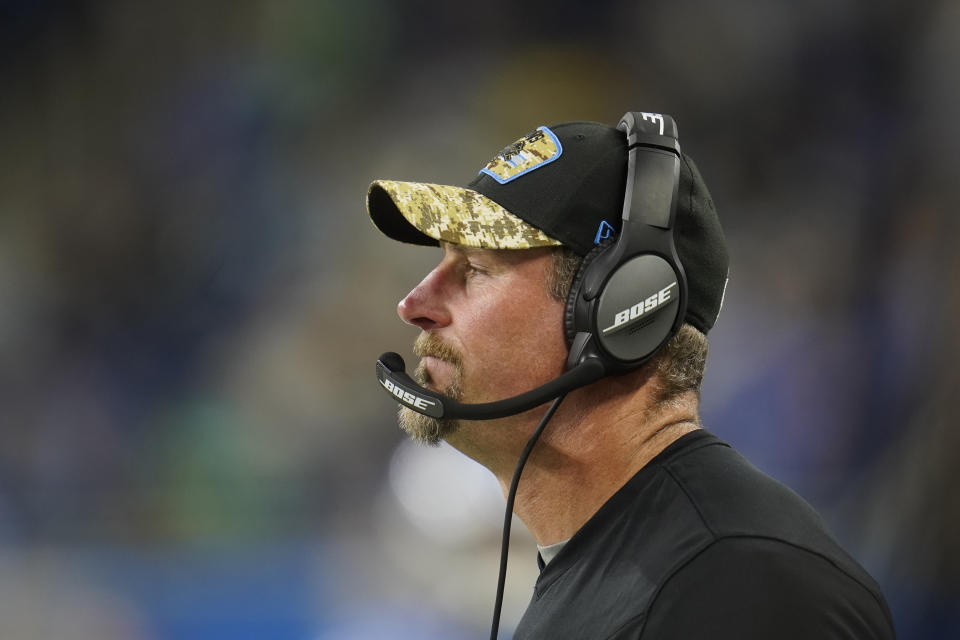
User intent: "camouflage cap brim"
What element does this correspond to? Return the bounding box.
[367,180,562,250]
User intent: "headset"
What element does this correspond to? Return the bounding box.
[376,111,688,419]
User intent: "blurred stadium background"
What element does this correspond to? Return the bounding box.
[1,0,957,637]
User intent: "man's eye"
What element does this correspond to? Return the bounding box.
[465,262,488,277]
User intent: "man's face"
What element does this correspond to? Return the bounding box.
[396,243,568,445]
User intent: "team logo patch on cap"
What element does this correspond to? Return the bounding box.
[480,126,562,184]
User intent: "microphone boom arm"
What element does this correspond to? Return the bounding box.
[376,352,606,420]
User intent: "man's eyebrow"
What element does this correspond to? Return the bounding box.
[440,242,485,257]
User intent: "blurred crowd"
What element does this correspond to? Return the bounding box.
[0,0,957,638]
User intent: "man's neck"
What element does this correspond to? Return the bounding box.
[507,397,700,545]
[448,378,701,546]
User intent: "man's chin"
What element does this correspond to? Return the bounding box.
[402,356,464,445]
[398,406,459,446]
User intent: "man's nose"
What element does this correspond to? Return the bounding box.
[397,267,452,331]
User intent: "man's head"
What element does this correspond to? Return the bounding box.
[367,114,728,445]
[395,244,568,445]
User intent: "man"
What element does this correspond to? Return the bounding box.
[366,113,895,639]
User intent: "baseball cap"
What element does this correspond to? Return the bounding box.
[366,119,729,333]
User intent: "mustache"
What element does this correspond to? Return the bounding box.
[412,333,463,365]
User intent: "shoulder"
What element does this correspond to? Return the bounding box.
[637,536,896,639]
[663,435,883,591]
[518,434,896,640]
[624,435,896,639]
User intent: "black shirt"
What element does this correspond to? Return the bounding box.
[513,430,895,639]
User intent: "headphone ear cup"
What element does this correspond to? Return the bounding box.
[564,240,615,344]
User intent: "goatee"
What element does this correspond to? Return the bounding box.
[398,333,464,446]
